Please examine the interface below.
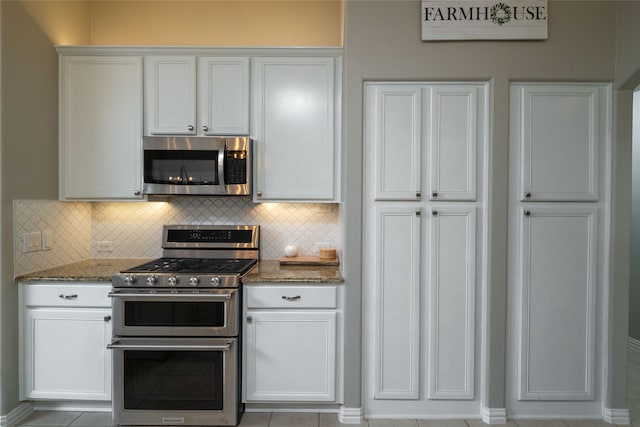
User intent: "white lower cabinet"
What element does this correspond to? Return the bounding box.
[20,283,112,401]
[243,285,340,402]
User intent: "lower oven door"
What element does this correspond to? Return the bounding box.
[108,337,240,426]
[110,288,238,337]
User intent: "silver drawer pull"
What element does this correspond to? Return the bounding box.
[104,315,111,322]
[282,295,301,301]
[58,294,78,300]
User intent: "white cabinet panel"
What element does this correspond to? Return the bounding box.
[198,57,249,135]
[145,56,197,135]
[430,86,477,201]
[60,56,143,200]
[517,207,596,400]
[23,308,112,400]
[244,311,336,402]
[428,207,476,399]
[366,85,423,201]
[372,206,421,400]
[513,84,603,201]
[252,57,337,201]
[20,283,112,401]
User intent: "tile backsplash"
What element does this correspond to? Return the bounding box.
[14,197,340,277]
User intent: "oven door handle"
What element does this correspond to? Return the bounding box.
[107,340,232,351]
[108,290,234,300]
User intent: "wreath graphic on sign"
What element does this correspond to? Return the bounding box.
[490,2,512,25]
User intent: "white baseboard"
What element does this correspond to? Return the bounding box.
[629,336,640,353]
[339,406,364,424]
[0,403,33,427]
[604,408,630,425]
[482,407,507,424]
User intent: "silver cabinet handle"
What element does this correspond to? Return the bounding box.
[415,209,421,217]
[202,125,209,132]
[246,316,253,324]
[524,191,532,198]
[58,294,78,300]
[134,191,141,196]
[416,191,421,199]
[187,125,194,131]
[104,315,111,322]
[524,210,531,216]
[256,191,263,197]
[282,295,301,301]
[432,210,438,216]
[432,191,438,197]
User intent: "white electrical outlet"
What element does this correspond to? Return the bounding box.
[23,232,42,253]
[41,230,53,250]
[97,240,114,252]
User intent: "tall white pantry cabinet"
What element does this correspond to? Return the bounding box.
[363,82,488,418]
[506,83,612,419]
[363,81,613,420]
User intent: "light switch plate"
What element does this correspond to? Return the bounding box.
[42,230,53,250]
[23,232,42,253]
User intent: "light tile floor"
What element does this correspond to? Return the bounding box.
[15,349,640,427]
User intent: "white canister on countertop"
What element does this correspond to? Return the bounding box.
[283,244,298,257]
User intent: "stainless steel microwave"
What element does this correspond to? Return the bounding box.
[143,136,251,196]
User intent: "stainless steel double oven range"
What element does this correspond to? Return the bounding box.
[109,225,259,426]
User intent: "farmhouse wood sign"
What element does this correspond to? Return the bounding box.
[421,0,548,40]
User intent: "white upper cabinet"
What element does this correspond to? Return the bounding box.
[252,57,340,202]
[145,56,249,136]
[198,57,250,135]
[429,85,478,201]
[365,85,423,201]
[511,84,607,201]
[366,82,484,202]
[59,55,143,201]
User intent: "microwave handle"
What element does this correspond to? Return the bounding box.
[218,146,226,188]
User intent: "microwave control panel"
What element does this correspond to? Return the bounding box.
[225,151,247,184]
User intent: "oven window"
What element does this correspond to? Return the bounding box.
[124,302,225,327]
[144,150,220,185]
[123,350,224,410]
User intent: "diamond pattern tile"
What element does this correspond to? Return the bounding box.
[14,198,340,276]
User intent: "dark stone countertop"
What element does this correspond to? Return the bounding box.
[16,259,344,284]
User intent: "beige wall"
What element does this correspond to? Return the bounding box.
[1,0,61,413]
[20,0,343,47]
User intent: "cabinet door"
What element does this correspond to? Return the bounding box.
[427,207,476,399]
[365,84,423,201]
[23,308,112,400]
[372,206,421,400]
[429,85,478,201]
[245,311,336,401]
[145,56,196,135]
[512,84,606,201]
[60,56,143,200]
[516,207,597,401]
[252,57,337,201]
[198,57,249,135]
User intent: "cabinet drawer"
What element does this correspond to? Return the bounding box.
[22,284,111,308]
[246,286,337,309]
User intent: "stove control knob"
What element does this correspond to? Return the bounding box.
[167,276,178,287]
[189,276,200,287]
[145,275,157,286]
[123,275,136,285]
[210,276,221,287]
